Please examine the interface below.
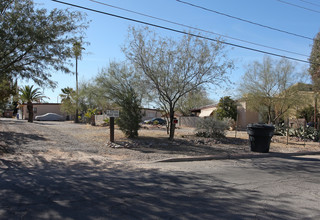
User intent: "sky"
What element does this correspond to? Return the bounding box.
[28,0,320,104]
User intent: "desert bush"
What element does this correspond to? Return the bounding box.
[195,117,229,138]
[116,88,142,138]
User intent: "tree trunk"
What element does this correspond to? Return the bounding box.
[27,102,33,123]
[75,56,79,123]
[314,95,317,129]
[169,107,175,140]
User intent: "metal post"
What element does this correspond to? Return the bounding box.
[110,117,114,143]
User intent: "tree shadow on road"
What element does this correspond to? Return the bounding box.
[0,154,316,219]
[0,131,47,154]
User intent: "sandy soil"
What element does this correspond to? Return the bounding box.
[1,118,320,166]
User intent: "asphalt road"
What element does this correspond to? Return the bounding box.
[1,118,320,219]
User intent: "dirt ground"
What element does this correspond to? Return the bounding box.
[1,118,320,164]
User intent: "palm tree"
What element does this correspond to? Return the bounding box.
[19,85,44,122]
[60,87,75,102]
[72,41,84,123]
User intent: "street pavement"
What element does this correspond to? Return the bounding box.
[1,152,320,219]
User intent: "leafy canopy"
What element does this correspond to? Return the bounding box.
[124,26,233,140]
[216,96,237,121]
[0,0,87,88]
[309,32,320,89]
[95,62,143,138]
[239,56,304,124]
[19,85,44,103]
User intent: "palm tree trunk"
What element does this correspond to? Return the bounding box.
[75,56,79,123]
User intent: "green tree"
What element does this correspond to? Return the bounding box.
[0,0,87,90]
[297,105,316,123]
[95,62,143,138]
[60,87,76,119]
[309,32,320,88]
[308,31,320,127]
[19,85,44,122]
[239,56,304,124]
[116,87,142,138]
[216,96,237,121]
[78,81,113,112]
[0,75,17,108]
[124,27,233,140]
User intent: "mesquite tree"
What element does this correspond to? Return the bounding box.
[124,27,233,140]
[0,0,87,89]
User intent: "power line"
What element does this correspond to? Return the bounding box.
[86,0,309,58]
[51,0,313,65]
[176,0,315,41]
[277,0,320,14]
[298,0,320,8]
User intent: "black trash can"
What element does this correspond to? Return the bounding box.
[247,123,275,153]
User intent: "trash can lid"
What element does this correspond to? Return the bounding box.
[247,123,275,129]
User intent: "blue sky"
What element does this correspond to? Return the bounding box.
[29,0,320,104]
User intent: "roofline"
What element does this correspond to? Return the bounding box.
[20,103,61,106]
[190,104,217,111]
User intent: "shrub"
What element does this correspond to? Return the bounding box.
[84,108,97,125]
[116,88,142,138]
[195,117,229,138]
[275,123,319,141]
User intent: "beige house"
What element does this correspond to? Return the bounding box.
[190,102,260,129]
[190,104,217,117]
[19,103,65,120]
[236,101,260,129]
[141,108,163,121]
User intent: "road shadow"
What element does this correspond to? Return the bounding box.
[0,155,312,219]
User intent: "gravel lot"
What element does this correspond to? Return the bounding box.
[1,118,320,163]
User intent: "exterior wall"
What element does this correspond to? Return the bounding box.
[21,103,65,120]
[187,102,259,129]
[95,115,109,126]
[288,118,306,128]
[178,116,201,127]
[94,108,163,126]
[236,101,260,129]
[141,108,163,121]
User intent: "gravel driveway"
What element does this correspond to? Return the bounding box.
[1,118,320,162]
